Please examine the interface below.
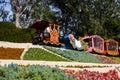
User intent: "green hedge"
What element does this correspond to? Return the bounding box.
[0,22,35,43]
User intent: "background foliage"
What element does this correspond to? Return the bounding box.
[0,0,120,43]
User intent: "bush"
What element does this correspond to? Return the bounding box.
[0,21,16,29]
[0,22,34,43]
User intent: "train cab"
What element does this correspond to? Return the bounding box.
[31,20,64,46]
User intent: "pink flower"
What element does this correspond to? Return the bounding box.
[63,69,120,80]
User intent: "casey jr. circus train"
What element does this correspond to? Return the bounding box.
[31,20,120,56]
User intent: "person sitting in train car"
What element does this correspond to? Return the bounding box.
[43,27,50,41]
[68,34,83,50]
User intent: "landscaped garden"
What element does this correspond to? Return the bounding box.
[0,21,120,80]
[0,44,120,80]
[0,0,120,79]
[0,45,120,64]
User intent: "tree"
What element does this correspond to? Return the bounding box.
[90,0,120,35]
[50,0,79,33]
[10,0,35,28]
[31,0,60,22]
[10,0,59,28]
[50,0,98,36]
[50,0,120,38]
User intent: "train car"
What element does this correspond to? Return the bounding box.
[31,20,64,46]
[82,35,104,54]
[104,39,119,56]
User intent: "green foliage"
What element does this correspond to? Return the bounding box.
[0,63,76,80]
[43,46,103,63]
[0,21,16,29]
[50,0,120,42]
[23,48,68,61]
[103,18,120,42]
[0,22,34,43]
[108,56,120,62]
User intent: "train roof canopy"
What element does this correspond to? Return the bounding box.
[31,20,49,30]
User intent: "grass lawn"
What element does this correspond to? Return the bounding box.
[108,56,120,62]
[23,48,69,61]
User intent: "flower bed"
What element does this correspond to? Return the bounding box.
[63,69,120,80]
[0,47,24,59]
[23,48,68,61]
[0,64,75,80]
[43,46,102,63]
[0,63,119,80]
[44,46,120,64]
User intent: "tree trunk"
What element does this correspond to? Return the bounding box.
[15,13,20,28]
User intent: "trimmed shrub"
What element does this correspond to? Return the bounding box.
[0,22,34,43]
[0,21,16,29]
